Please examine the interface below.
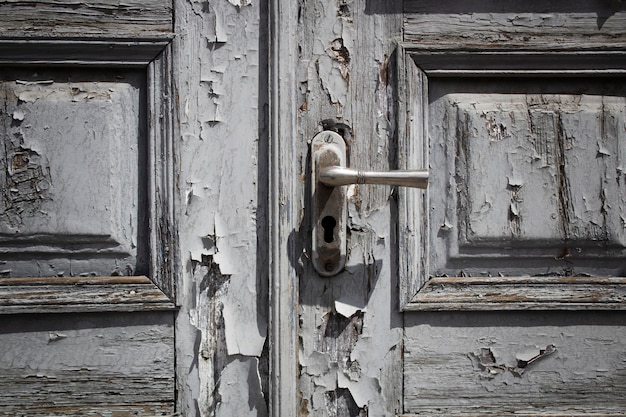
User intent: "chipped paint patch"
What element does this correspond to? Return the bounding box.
[174,0,267,414]
[469,344,557,378]
[227,0,252,7]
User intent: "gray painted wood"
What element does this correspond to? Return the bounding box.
[269,0,300,415]
[296,1,404,416]
[403,311,626,415]
[400,2,626,415]
[1,68,144,278]
[398,5,626,311]
[3,1,625,416]
[0,0,172,36]
[0,311,175,415]
[171,0,268,415]
[0,1,179,415]
[0,55,177,305]
[404,0,626,49]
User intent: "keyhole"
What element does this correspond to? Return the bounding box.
[321,216,337,243]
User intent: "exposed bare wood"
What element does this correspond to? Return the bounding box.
[0,276,175,313]
[403,0,626,49]
[407,277,626,310]
[399,47,626,311]
[148,43,177,300]
[397,45,429,309]
[403,311,626,415]
[0,311,174,414]
[0,0,172,36]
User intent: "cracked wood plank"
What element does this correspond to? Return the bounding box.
[0,311,175,415]
[172,0,268,415]
[403,0,626,49]
[0,0,173,36]
[0,276,175,313]
[297,0,403,416]
[403,311,626,415]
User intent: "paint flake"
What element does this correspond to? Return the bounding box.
[337,371,380,409]
[227,0,252,7]
[335,299,366,319]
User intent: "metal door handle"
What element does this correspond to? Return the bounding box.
[319,166,428,188]
[310,130,429,277]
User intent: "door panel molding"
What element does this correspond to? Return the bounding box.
[268,0,299,415]
[0,39,177,312]
[397,45,626,311]
[0,37,172,67]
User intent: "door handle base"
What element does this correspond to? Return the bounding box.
[311,131,347,277]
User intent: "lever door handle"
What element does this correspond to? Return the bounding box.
[310,130,429,277]
[319,166,428,188]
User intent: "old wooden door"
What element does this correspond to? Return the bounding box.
[276,1,626,416]
[1,0,271,416]
[0,2,178,414]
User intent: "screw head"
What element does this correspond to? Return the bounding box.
[325,262,335,272]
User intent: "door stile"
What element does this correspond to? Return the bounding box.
[268,0,300,415]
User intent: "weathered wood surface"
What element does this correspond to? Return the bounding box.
[400,2,626,415]
[0,311,175,415]
[0,69,144,278]
[296,0,403,416]
[0,1,267,416]
[409,277,626,310]
[0,276,175,313]
[404,0,626,49]
[0,0,172,36]
[171,0,268,415]
[399,4,626,311]
[403,311,626,415]
[428,78,626,279]
[397,46,430,309]
[269,0,300,414]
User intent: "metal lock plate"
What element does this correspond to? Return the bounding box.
[310,131,347,277]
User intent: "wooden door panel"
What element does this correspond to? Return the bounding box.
[1,68,148,278]
[403,312,626,415]
[0,2,176,415]
[399,48,626,311]
[0,311,174,415]
[429,78,626,277]
[0,0,172,36]
[399,1,626,415]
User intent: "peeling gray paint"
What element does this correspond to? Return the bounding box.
[174,0,267,414]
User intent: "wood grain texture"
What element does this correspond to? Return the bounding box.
[297,1,403,416]
[403,311,626,415]
[147,43,177,300]
[399,50,626,310]
[403,0,626,50]
[0,311,174,415]
[397,46,429,309]
[408,277,626,311]
[0,276,175,313]
[269,0,300,415]
[0,0,172,36]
